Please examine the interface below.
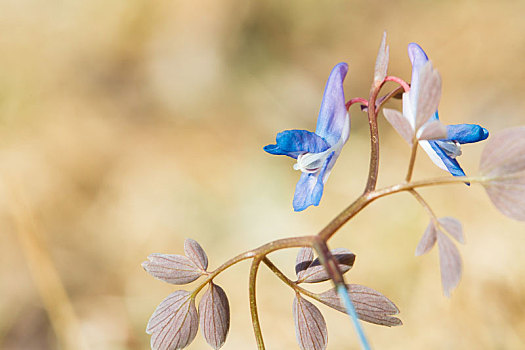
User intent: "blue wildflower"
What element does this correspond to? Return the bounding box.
[406,43,489,177]
[264,63,350,211]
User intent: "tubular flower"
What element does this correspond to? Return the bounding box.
[264,63,350,211]
[406,43,489,177]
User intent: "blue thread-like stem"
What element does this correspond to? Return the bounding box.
[337,284,371,350]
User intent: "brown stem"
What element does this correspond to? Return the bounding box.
[192,250,256,296]
[312,238,345,286]
[405,140,419,182]
[262,257,319,300]
[318,175,484,241]
[318,195,370,241]
[364,84,381,193]
[193,236,316,295]
[372,175,485,200]
[365,75,412,192]
[249,257,265,350]
[195,173,484,350]
[197,173,485,348]
[376,85,404,111]
[263,257,360,317]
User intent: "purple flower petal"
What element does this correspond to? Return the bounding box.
[315,62,350,146]
[407,43,429,96]
[292,152,334,212]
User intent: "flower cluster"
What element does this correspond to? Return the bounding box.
[142,33,525,350]
[403,43,488,178]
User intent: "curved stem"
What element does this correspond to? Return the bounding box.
[249,257,265,350]
[193,173,486,349]
[192,250,256,296]
[193,236,315,296]
[385,76,410,92]
[254,236,315,255]
[245,174,487,347]
[198,174,487,348]
[346,97,369,110]
[376,85,404,111]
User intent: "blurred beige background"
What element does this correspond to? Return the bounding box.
[1,0,525,349]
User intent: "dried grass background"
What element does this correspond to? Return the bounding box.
[1,0,525,349]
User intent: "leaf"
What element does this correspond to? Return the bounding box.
[142,253,204,285]
[199,283,230,349]
[296,247,314,280]
[415,62,442,131]
[297,248,356,284]
[374,31,389,83]
[184,239,208,271]
[437,232,462,297]
[318,284,402,327]
[147,290,199,350]
[383,108,414,145]
[415,220,437,256]
[417,120,448,141]
[293,294,328,350]
[438,217,464,244]
[479,127,525,221]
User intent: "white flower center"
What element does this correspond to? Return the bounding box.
[293,149,333,173]
[293,115,350,174]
